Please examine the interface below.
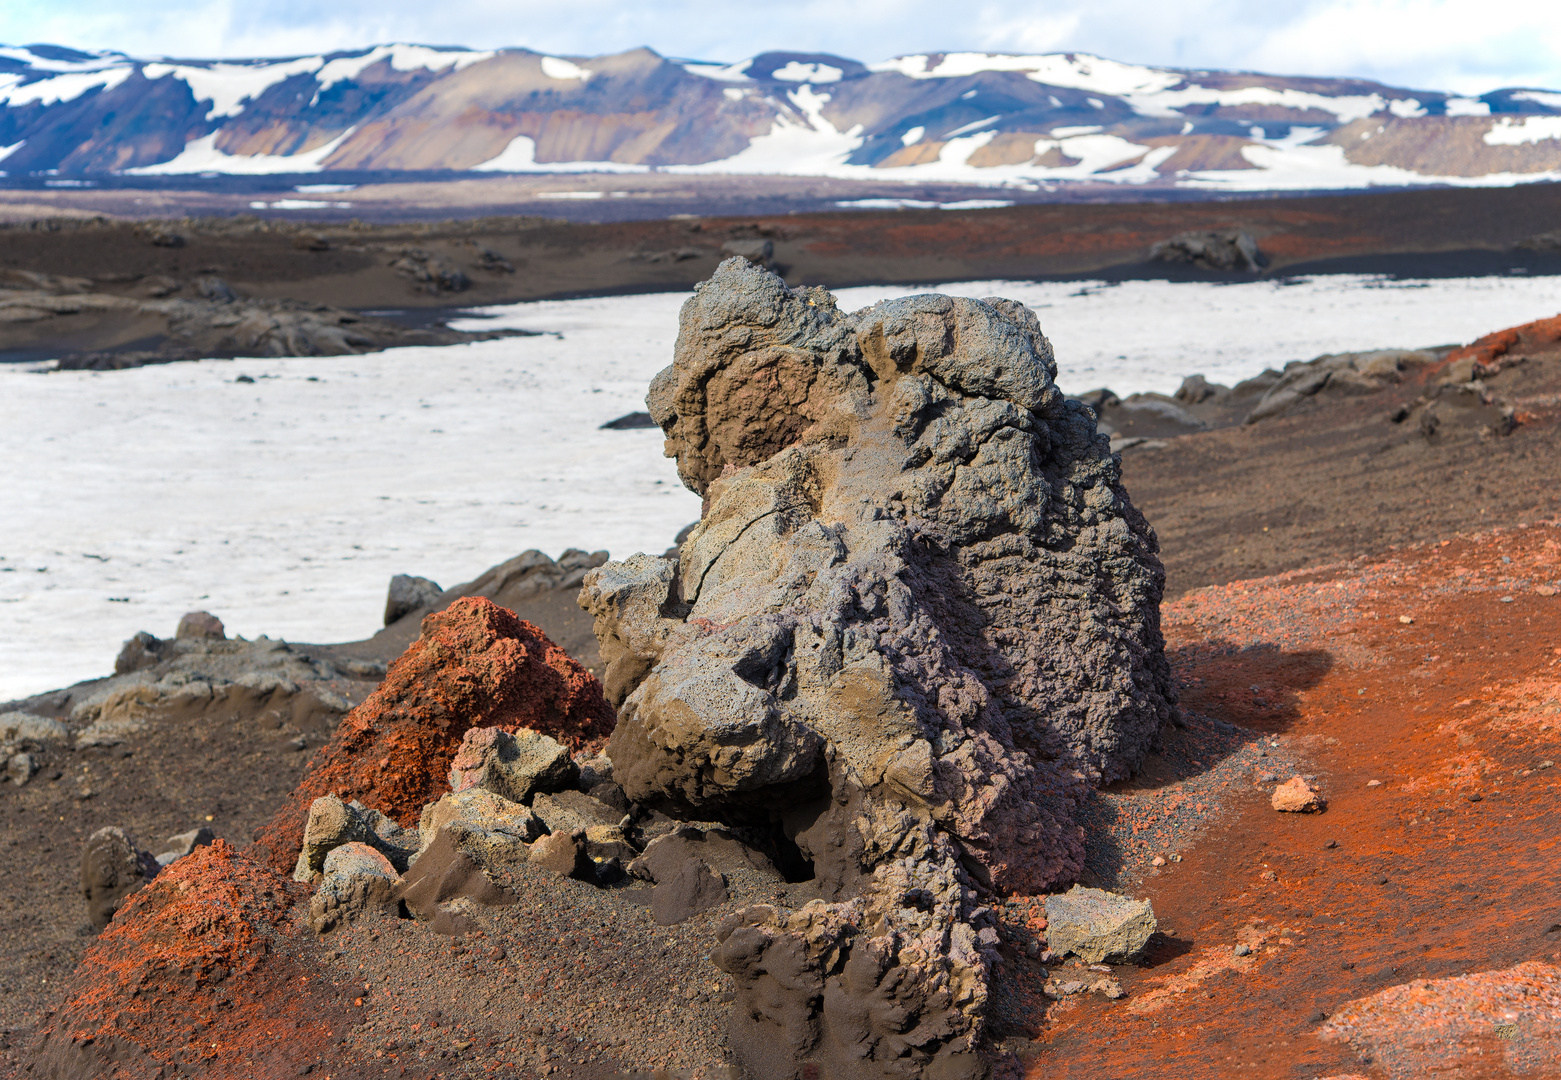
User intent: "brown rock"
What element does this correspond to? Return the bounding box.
[1272,776,1325,813]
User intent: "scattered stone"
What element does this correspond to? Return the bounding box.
[1234,944,1252,957]
[1260,772,1279,783]
[531,789,622,835]
[1149,228,1264,272]
[1272,776,1325,812]
[448,726,579,806]
[154,825,215,867]
[600,411,659,430]
[175,611,225,639]
[384,574,443,625]
[7,752,38,785]
[294,795,374,881]
[1366,779,1382,787]
[1538,585,1557,597]
[1044,886,1157,963]
[1151,855,1166,867]
[1398,615,1415,624]
[418,788,546,848]
[251,597,614,873]
[1,711,70,746]
[1466,792,1484,803]
[308,842,399,933]
[393,828,520,926]
[527,829,596,882]
[81,826,159,929]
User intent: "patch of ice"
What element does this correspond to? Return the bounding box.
[682,58,753,82]
[0,66,133,107]
[125,128,355,175]
[8,274,1561,701]
[771,62,842,84]
[1444,97,1491,116]
[470,135,649,174]
[871,52,1181,96]
[1484,116,1561,146]
[901,126,925,146]
[142,57,324,120]
[1511,90,1561,110]
[540,56,592,81]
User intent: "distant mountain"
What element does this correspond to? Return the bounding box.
[3,42,1561,191]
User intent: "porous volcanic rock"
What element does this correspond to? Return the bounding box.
[581,259,1176,1078]
[251,596,614,873]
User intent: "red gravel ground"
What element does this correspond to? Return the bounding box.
[1002,521,1561,1079]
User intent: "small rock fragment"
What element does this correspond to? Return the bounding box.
[81,826,159,929]
[1366,780,1382,787]
[1234,944,1252,957]
[1398,615,1415,624]
[384,574,443,625]
[1272,776,1325,812]
[309,842,398,933]
[175,611,226,639]
[419,788,546,848]
[1044,886,1157,963]
[154,825,216,867]
[1151,855,1166,867]
[7,752,38,786]
[528,829,596,882]
[448,726,578,805]
[0,711,70,745]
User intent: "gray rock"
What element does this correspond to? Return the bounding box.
[589,260,1176,1079]
[384,573,444,625]
[447,725,578,805]
[1150,228,1264,272]
[7,752,38,786]
[1043,885,1157,962]
[81,826,159,929]
[0,711,70,746]
[292,794,417,880]
[174,611,225,639]
[531,789,623,835]
[114,631,168,675]
[154,825,216,867]
[308,842,399,933]
[721,239,774,266]
[418,788,546,849]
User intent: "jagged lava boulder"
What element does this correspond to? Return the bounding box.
[580,259,1176,1079]
[251,596,614,872]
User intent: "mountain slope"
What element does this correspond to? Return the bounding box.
[2,43,1560,190]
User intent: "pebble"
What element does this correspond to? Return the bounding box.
[1271,776,1325,813]
[1366,779,1382,787]
[1259,773,1279,783]
[1398,615,1415,624]
[1500,596,1515,603]
[1466,792,1484,802]
[1234,944,1252,957]
[1537,585,1557,597]
[1152,856,1166,867]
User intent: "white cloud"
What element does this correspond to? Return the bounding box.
[3,0,1557,96]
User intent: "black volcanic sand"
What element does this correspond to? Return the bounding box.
[4,182,1561,366]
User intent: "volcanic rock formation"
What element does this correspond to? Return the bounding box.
[581,258,1176,1078]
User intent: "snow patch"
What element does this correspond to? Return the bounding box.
[313,44,494,96]
[771,61,842,84]
[1511,90,1561,110]
[142,57,324,120]
[901,126,925,145]
[125,128,355,175]
[1444,97,1491,116]
[682,58,752,82]
[470,135,649,173]
[540,56,592,81]
[0,66,133,107]
[1484,116,1561,145]
[872,52,1182,96]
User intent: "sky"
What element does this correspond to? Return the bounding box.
[0,0,1557,95]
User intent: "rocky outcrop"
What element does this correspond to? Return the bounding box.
[1149,229,1264,272]
[581,259,1176,1077]
[250,596,615,873]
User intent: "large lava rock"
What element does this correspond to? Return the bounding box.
[251,596,615,872]
[580,259,1176,1079]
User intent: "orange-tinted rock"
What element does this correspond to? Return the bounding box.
[1441,313,1561,379]
[251,596,614,872]
[23,840,365,1079]
[1270,775,1325,813]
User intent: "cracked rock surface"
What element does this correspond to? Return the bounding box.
[581,259,1177,1078]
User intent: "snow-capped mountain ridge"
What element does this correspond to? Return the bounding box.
[2,42,1559,191]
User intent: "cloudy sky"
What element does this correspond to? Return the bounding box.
[4,0,1558,94]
